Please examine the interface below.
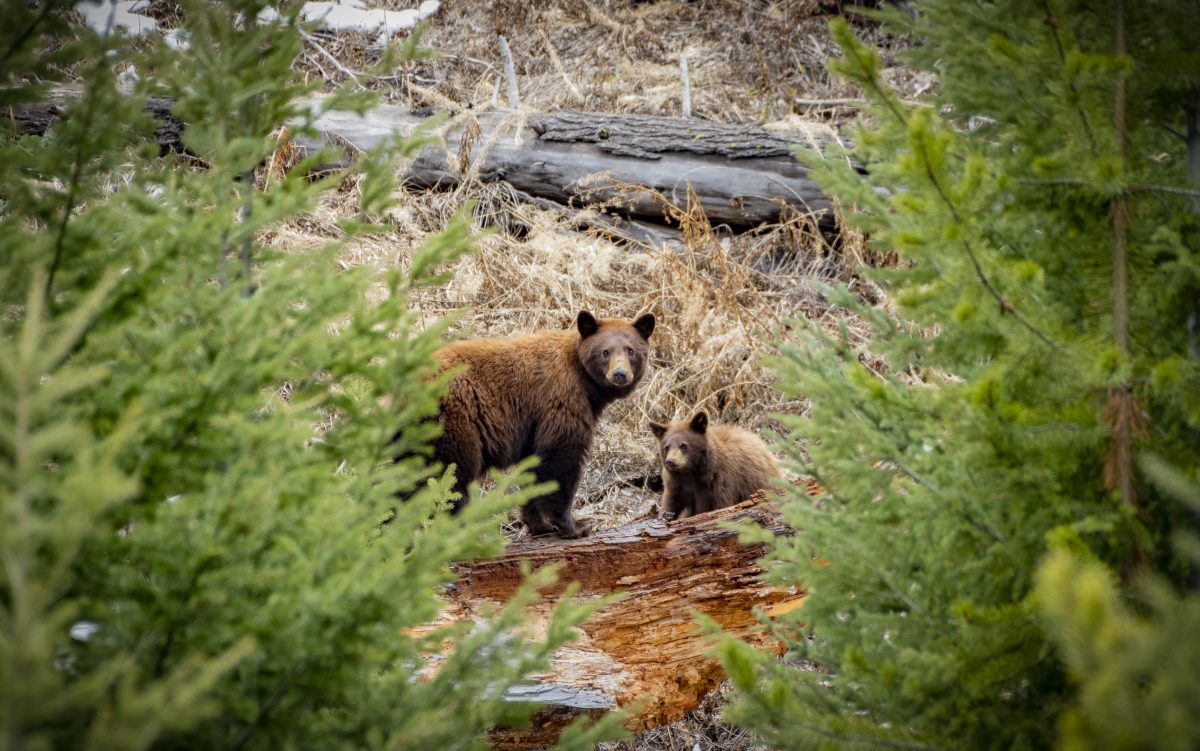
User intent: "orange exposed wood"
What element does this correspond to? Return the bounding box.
[437,489,814,750]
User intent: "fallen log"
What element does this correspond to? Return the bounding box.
[11,90,846,233]
[434,492,811,750]
[301,106,843,230]
[9,88,187,156]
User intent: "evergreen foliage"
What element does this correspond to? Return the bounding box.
[1,2,620,749]
[1036,456,1200,751]
[719,2,1200,749]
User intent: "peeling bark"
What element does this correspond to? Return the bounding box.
[433,489,815,750]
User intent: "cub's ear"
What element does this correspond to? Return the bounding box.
[576,310,599,338]
[633,312,656,340]
[689,411,708,434]
[649,421,667,441]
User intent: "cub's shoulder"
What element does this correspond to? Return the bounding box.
[709,423,767,448]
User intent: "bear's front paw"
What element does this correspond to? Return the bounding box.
[658,511,676,522]
[523,518,559,537]
[557,519,593,539]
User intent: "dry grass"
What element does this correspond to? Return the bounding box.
[252,2,918,748]
[599,681,771,751]
[262,172,882,531]
[277,0,927,123]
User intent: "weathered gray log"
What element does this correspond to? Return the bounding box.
[298,105,843,230]
[10,89,187,156]
[12,89,845,230]
[504,185,687,248]
[529,110,800,159]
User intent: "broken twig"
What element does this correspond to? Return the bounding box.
[497,35,520,109]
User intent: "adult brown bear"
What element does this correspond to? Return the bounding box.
[649,411,779,520]
[434,311,655,538]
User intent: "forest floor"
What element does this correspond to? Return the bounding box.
[140,1,925,748]
[290,3,918,748]
[250,0,927,530]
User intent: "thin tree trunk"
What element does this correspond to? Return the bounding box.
[1185,89,1200,358]
[1106,0,1136,513]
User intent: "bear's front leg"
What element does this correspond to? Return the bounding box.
[659,481,678,521]
[432,408,483,513]
[662,480,694,520]
[520,500,558,537]
[530,447,591,539]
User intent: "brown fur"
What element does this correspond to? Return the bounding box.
[649,412,779,519]
[433,311,655,538]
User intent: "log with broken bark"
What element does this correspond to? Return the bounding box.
[302,106,845,232]
[12,89,849,236]
[10,88,187,156]
[433,490,813,750]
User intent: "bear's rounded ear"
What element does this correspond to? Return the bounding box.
[649,421,667,440]
[577,310,599,339]
[633,312,656,340]
[689,411,708,434]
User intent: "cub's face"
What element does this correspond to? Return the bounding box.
[576,310,655,393]
[649,412,709,475]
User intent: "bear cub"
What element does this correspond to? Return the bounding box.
[433,310,655,538]
[649,411,779,520]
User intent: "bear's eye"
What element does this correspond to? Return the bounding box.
[602,349,610,358]
[680,443,688,451]
[625,346,633,356]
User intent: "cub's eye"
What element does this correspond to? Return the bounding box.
[625,347,633,356]
[602,349,610,357]
[680,443,688,451]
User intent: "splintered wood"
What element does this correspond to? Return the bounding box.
[439,494,807,750]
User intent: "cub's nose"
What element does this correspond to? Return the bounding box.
[664,457,679,470]
[610,368,630,385]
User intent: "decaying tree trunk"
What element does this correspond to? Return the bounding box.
[10,89,187,156]
[301,105,843,231]
[11,90,847,234]
[433,492,811,750]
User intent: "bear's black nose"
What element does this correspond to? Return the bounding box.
[611,368,629,385]
[664,457,678,470]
